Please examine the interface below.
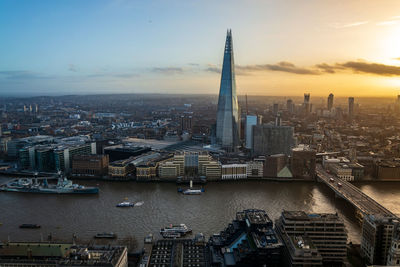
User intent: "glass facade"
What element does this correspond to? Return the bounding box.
[216,29,239,151]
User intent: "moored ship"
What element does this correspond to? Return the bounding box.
[160,224,192,238]
[0,176,99,194]
[94,232,117,239]
[19,224,41,229]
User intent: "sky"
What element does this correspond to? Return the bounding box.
[1,0,400,97]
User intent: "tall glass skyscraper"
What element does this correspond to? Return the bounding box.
[216,29,239,151]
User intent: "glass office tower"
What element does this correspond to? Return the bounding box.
[216,29,239,151]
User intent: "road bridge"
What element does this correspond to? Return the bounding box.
[316,164,396,218]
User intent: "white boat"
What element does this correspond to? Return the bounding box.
[182,188,204,195]
[116,201,134,207]
[160,224,192,236]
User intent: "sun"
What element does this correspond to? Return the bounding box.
[379,24,400,64]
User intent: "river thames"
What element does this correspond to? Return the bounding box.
[1,178,400,248]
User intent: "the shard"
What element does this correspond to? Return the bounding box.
[216,29,239,151]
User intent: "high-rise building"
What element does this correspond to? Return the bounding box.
[209,209,283,266]
[327,93,334,111]
[273,103,279,115]
[348,97,354,118]
[396,95,400,114]
[291,146,316,180]
[286,99,294,114]
[303,93,311,115]
[216,30,239,151]
[387,225,400,265]
[361,214,400,265]
[276,211,347,265]
[245,115,257,149]
[252,125,295,156]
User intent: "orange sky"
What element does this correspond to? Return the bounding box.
[2,0,400,97]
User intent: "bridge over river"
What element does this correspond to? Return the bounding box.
[316,164,396,218]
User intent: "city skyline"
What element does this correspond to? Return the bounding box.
[1,0,400,97]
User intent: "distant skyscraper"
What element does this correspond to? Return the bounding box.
[216,29,239,151]
[395,95,400,114]
[327,93,334,111]
[348,97,354,118]
[286,99,294,114]
[304,93,310,104]
[303,93,311,115]
[273,103,279,115]
[245,115,257,149]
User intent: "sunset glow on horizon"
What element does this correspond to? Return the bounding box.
[2,0,400,97]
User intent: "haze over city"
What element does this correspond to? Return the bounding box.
[2,0,400,96]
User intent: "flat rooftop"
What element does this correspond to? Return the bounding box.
[237,209,272,225]
[282,210,342,222]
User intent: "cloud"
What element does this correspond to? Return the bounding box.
[205,67,220,73]
[151,67,184,75]
[68,64,78,72]
[376,20,399,26]
[338,61,400,76]
[315,63,343,74]
[0,71,53,80]
[236,61,320,75]
[330,21,369,29]
[204,60,400,77]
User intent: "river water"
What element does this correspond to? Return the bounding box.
[1,178,399,247]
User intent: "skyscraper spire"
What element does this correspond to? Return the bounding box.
[216,29,239,151]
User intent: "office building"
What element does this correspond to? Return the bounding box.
[216,30,239,151]
[17,136,96,173]
[303,93,311,115]
[72,154,109,178]
[327,93,334,111]
[276,210,347,265]
[265,154,287,177]
[273,103,279,115]
[104,145,151,161]
[146,237,208,267]
[279,234,323,266]
[8,135,54,158]
[54,142,96,173]
[158,161,180,179]
[246,160,264,178]
[157,151,217,179]
[387,226,400,265]
[201,161,222,180]
[221,163,247,179]
[348,97,354,118]
[252,125,295,157]
[395,95,400,114]
[108,158,135,180]
[361,214,400,265]
[245,115,257,149]
[287,99,294,114]
[291,147,316,180]
[209,209,283,266]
